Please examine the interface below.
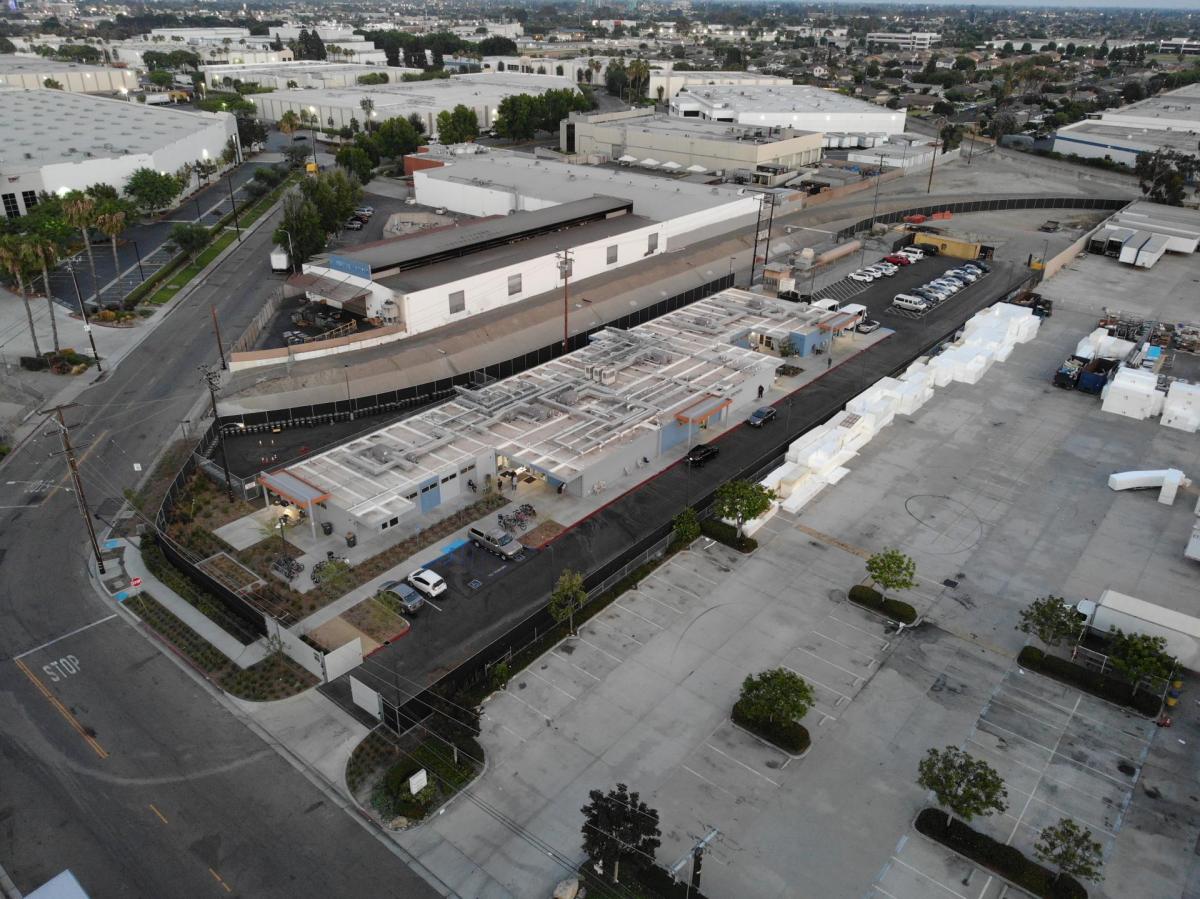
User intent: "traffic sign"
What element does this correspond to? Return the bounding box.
[130,577,142,588]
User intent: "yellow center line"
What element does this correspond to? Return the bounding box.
[149,804,169,825]
[208,868,233,893]
[13,659,109,759]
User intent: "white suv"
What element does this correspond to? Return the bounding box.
[407,567,447,598]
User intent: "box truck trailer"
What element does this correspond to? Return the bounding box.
[270,246,289,273]
[1081,589,1200,670]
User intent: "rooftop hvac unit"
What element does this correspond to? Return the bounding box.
[599,368,617,386]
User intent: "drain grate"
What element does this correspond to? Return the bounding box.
[467,579,482,590]
[943,578,959,588]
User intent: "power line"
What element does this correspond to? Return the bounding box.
[41,403,107,575]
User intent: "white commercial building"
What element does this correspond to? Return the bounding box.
[0,56,139,93]
[267,25,389,65]
[1159,37,1200,55]
[865,32,941,50]
[669,82,907,135]
[1053,84,1200,165]
[203,61,421,91]
[249,72,579,136]
[1092,83,1200,133]
[275,287,843,541]
[563,109,823,177]
[0,90,237,219]
[148,26,252,43]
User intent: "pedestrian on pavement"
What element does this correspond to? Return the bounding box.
[827,356,832,369]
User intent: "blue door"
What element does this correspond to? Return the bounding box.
[419,477,441,513]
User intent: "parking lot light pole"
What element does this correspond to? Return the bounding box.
[226,173,241,241]
[66,261,102,372]
[131,239,146,282]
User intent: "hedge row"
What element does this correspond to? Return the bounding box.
[701,518,758,553]
[848,584,917,624]
[1017,646,1161,717]
[732,699,811,754]
[916,809,1087,899]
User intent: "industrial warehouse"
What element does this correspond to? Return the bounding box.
[261,288,862,544]
[669,81,908,135]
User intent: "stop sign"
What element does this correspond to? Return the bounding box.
[130,577,143,588]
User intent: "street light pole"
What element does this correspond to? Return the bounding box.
[927,117,946,195]
[66,261,102,372]
[199,365,235,502]
[278,227,296,275]
[860,153,886,267]
[226,173,241,241]
[131,239,146,282]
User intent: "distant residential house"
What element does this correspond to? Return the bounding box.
[900,94,938,108]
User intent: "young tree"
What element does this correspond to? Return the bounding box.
[673,506,700,545]
[917,746,1008,827]
[283,143,310,169]
[93,202,129,292]
[737,667,814,726]
[580,783,661,885]
[435,104,479,144]
[1017,595,1079,648]
[711,480,775,538]
[865,548,917,595]
[123,168,181,212]
[495,92,541,141]
[278,109,300,135]
[166,223,210,262]
[406,111,426,135]
[374,116,420,161]
[1107,628,1175,694]
[549,568,587,635]
[0,238,41,356]
[1034,818,1104,886]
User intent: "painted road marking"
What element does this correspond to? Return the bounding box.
[208,868,232,893]
[13,613,118,660]
[149,804,169,825]
[13,659,108,759]
[41,655,81,682]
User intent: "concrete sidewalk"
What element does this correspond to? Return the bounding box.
[119,536,270,669]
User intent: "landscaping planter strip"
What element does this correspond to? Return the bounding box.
[914,808,1087,899]
[1017,646,1160,717]
[847,584,917,624]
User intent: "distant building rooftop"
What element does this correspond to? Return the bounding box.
[674,82,888,116]
[0,89,232,172]
[0,56,115,75]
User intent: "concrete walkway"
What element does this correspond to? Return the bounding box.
[119,536,270,669]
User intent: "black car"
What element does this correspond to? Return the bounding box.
[292,134,308,141]
[921,245,940,256]
[970,260,992,273]
[747,407,777,427]
[687,443,719,465]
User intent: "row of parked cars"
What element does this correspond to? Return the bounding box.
[848,245,938,283]
[343,205,375,232]
[892,259,991,313]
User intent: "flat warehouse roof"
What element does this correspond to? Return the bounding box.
[577,112,819,144]
[336,196,632,273]
[258,72,578,113]
[0,89,230,169]
[378,214,655,292]
[674,82,888,115]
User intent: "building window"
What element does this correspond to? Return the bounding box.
[646,233,659,255]
[2,194,19,219]
[507,274,522,296]
[421,483,435,493]
[21,191,38,212]
[381,521,389,530]
[440,473,456,484]
[459,463,476,475]
[405,491,418,500]
[606,244,618,265]
[448,290,465,314]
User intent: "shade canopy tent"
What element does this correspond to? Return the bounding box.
[661,160,683,170]
[686,164,708,173]
[638,157,662,167]
[616,154,637,163]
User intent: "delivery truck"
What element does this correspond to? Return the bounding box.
[270,246,289,273]
[1080,589,1200,670]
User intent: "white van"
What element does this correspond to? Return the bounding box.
[812,298,841,312]
[893,294,929,312]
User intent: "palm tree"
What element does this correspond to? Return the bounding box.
[63,193,101,310]
[0,237,42,357]
[628,58,650,100]
[278,109,300,135]
[589,58,603,84]
[94,204,128,294]
[25,233,62,353]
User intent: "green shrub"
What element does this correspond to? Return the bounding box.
[848,584,917,624]
[1017,646,1160,716]
[701,518,758,553]
[732,699,811,754]
[916,809,1087,899]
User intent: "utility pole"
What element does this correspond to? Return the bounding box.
[210,305,227,370]
[760,193,777,274]
[226,172,241,241]
[749,194,768,286]
[861,153,886,267]
[557,249,574,354]
[43,404,105,575]
[65,261,102,372]
[199,365,235,502]
[669,828,720,897]
[927,117,946,194]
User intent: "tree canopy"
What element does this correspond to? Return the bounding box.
[865,549,917,595]
[917,746,1008,825]
[549,568,587,635]
[580,784,661,885]
[1017,596,1079,648]
[1034,818,1104,885]
[737,668,814,726]
[435,104,480,144]
[711,480,775,537]
[123,168,181,212]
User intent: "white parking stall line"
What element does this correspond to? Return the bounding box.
[423,598,444,613]
[647,571,703,600]
[575,634,625,664]
[527,668,579,702]
[888,856,971,899]
[480,713,523,741]
[966,735,1123,807]
[981,715,1132,790]
[828,614,891,648]
[1002,675,1153,739]
[1007,695,1081,844]
[781,664,854,702]
[502,685,552,721]
[638,590,686,616]
[703,742,780,787]
[551,650,602,681]
[794,645,867,682]
[811,628,876,657]
[681,764,735,797]
[996,790,1116,840]
[613,601,664,630]
[586,613,645,646]
[871,884,902,899]
[685,564,721,587]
